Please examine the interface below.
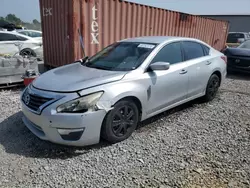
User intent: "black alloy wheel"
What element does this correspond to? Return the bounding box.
[204,74,220,102]
[111,105,136,137]
[101,100,139,143]
[20,49,36,58]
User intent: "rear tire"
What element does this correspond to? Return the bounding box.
[203,74,220,102]
[101,99,139,144]
[20,48,36,58]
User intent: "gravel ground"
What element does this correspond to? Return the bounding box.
[0,74,249,188]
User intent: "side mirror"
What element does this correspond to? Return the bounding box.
[149,62,170,71]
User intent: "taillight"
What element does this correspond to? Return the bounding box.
[221,56,227,64]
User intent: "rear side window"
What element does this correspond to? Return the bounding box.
[0,33,18,41]
[227,33,245,43]
[151,42,183,64]
[182,41,205,61]
[202,45,210,56]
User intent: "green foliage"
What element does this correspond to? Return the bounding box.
[33,19,40,25]
[5,14,22,25]
[1,14,41,31]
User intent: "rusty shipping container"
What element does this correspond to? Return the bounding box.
[39,0,229,67]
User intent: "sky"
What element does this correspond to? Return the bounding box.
[0,0,250,22]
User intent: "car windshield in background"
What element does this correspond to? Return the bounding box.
[238,40,250,49]
[227,33,245,43]
[85,42,157,71]
[18,31,42,38]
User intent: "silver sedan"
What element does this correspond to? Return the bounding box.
[21,36,227,146]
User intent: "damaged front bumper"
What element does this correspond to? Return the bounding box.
[21,86,109,146]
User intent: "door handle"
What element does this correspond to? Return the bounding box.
[206,61,212,65]
[179,69,188,74]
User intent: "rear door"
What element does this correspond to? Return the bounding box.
[181,41,212,97]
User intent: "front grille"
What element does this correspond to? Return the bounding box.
[22,91,52,112]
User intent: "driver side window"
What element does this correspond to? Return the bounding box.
[151,42,183,65]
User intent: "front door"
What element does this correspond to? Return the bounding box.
[145,42,189,116]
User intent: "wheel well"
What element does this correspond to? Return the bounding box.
[212,71,222,86]
[117,96,142,121]
[20,48,36,56]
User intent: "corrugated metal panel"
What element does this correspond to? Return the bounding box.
[40,0,229,67]
[39,0,74,67]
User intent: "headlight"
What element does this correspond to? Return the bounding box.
[57,92,103,113]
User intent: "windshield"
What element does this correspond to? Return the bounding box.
[227,33,245,43]
[238,40,250,49]
[85,42,157,71]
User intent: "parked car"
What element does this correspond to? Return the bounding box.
[223,39,250,74]
[16,30,42,43]
[0,31,43,58]
[21,36,227,146]
[226,32,250,47]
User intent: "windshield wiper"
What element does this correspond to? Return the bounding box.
[76,56,89,65]
[90,65,113,70]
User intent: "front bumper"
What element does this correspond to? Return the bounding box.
[21,88,106,147]
[227,66,250,74]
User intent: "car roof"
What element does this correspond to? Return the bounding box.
[17,29,42,33]
[120,36,200,44]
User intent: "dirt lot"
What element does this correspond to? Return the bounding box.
[0,74,249,188]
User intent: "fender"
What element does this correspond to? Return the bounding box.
[96,81,149,119]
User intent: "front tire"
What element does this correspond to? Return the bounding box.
[101,99,139,144]
[203,74,220,102]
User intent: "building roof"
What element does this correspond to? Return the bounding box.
[201,14,250,16]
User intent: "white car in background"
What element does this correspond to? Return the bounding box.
[0,31,43,59]
[17,30,42,43]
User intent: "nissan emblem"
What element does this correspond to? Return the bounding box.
[24,93,30,105]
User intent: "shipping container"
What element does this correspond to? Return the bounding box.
[39,0,229,67]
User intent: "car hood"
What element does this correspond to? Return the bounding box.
[32,63,127,92]
[226,48,250,57]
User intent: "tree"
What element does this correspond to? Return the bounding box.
[5,14,22,25]
[33,19,40,25]
[0,14,41,31]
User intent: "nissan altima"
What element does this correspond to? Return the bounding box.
[21,36,227,146]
